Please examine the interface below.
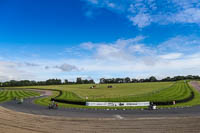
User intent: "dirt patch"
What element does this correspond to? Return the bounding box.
[0,107,200,133]
[190,81,200,92]
[42,90,52,96]
[28,89,53,96]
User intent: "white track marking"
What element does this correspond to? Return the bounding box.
[114,115,124,120]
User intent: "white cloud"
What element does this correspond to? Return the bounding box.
[128,13,152,28]
[96,44,131,61]
[24,62,40,67]
[172,0,200,9]
[74,35,200,78]
[129,44,154,55]
[89,36,147,61]
[175,8,200,23]
[80,42,95,50]
[106,2,115,8]
[0,61,35,82]
[65,47,82,56]
[53,64,80,72]
[86,0,98,4]
[159,53,183,60]
[83,0,200,28]
[158,36,200,52]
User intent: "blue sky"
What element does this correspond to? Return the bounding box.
[0,0,200,82]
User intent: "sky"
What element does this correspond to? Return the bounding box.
[0,0,200,82]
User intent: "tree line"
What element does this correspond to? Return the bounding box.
[0,78,95,87]
[0,75,199,87]
[100,75,200,84]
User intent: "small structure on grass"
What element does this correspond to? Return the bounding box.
[108,85,113,88]
[90,85,96,89]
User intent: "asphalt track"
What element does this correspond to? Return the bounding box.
[1,96,200,119]
[1,82,200,119]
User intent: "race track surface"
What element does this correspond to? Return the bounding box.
[1,106,200,133]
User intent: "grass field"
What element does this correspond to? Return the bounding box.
[16,82,174,98]
[3,81,200,109]
[0,90,40,102]
[54,81,193,102]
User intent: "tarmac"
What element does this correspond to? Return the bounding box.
[1,96,200,119]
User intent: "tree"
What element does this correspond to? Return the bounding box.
[76,77,82,84]
[149,76,157,82]
[46,79,62,85]
[89,79,95,84]
[131,78,138,83]
[100,78,105,84]
[125,77,131,83]
[64,79,68,84]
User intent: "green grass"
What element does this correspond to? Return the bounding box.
[7,81,200,109]
[53,81,192,103]
[15,82,174,98]
[34,90,148,109]
[125,81,192,102]
[34,90,59,106]
[158,82,200,108]
[0,90,40,102]
[56,91,83,101]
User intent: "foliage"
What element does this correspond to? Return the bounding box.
[0,75,199,87]
[100,75,200,83]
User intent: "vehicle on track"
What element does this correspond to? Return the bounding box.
[48,101,58,109]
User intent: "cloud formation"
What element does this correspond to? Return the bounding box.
[0,61,35,81]
[0,35,200,81]
[73,35,200,78]
[53,64,80,72]
[83,0,200,28]
[158,36,200,53]
[159,53,183,60]
[24,62,40,67]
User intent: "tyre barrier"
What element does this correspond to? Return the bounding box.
[51,98,86,105]
[54,90,63,98]
[52,90,87,105]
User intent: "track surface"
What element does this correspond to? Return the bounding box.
[1,81,200,119]
[1,106,200,133]
[1,96,200,119]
